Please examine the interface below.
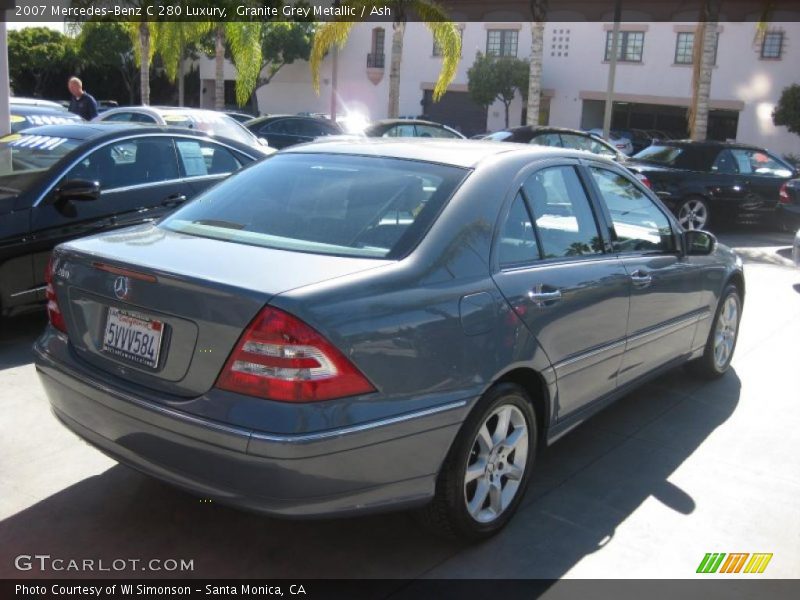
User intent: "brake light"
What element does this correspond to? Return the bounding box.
[45,256,67,333]
[635,173,653,189]
[216,306,375,402]
[779,183,791,205]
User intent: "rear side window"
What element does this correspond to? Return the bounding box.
[530,133,562,147]
[175,139,244,177]
[498,193,539,267]
[523,166,603,258]
[161,153,468,259]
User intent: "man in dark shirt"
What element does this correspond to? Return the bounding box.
[68,77,99,121]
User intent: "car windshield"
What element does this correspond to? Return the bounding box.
[484,131,514,142]
[632,144,684,165]
[161,153,469,259]
[161,112,256,146]
[0,132,81,197]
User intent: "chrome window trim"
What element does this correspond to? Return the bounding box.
[32,133,257,208]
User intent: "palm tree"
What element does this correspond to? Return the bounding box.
[121,20,156,106]
[156,22,212,106]
[211,22,263,110]
[526,0,548,126]
[688,0,720,140]
[310,1,461,118]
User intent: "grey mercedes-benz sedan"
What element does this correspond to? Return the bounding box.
[35,139,744,539]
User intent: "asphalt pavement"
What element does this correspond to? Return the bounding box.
[1,226,798,581]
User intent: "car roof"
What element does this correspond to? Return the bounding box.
[651,139,767,151]
[505,125,594,136]
[10,104,80,116]
[10,97,65,109]
[11,122,220,142]
[283,138,606,169]
[369,119,451,128]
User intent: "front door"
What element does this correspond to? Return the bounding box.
[492,163,630,420]
[29,135,188,290]
[585,164,706,386]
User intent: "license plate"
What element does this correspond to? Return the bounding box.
[102,307,163,369]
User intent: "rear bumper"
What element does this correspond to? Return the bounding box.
[34,331,468,518]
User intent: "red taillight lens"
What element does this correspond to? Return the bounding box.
[779,183,790,205]
[45,255,67,333]
[634,173,653,189]
[216,306,375,403]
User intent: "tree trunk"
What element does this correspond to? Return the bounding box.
[178,30,185,107]
[504,101,511,128]
[689,1,720,140]
[215,26,225,110]
[526,3,547,125]
[387,21,405,119]
[139,23,150,105]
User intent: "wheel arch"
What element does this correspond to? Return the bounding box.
[493,367,550,448]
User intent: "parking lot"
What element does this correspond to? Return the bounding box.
[0,226,798,581]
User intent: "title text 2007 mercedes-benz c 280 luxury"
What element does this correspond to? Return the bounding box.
[35,139,744,539]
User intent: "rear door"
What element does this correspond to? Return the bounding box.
[584,164,706,386]
[727,148,795,213]
[30,135,189,289]
[174,137,251,196]
[491,161,630,420]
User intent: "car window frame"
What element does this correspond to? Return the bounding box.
[32,133,259,208]
[59,135,182,195]
[579,160,681,257]
[490,157,614,274]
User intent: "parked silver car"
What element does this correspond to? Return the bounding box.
[93,106,273,154]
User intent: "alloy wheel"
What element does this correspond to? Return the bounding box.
[713,294,739,370]
[678,199,709,230]
[463,404,529,523]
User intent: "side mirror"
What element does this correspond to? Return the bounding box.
[54,179,100,203]
[684,229,717,256]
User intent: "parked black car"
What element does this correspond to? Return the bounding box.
[0,123,262,316]
[10,104,83,133]
[364,119,465,139]
[245,115,342,149]
[778,178,800,230]
[485,126,623,160]
[627,141,798,230]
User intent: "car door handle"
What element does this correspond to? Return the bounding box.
[162,194,187,208]
[528,286,562,307]
[630,270,652,287]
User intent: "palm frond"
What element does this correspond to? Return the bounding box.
[309,21,356,95]
[415,0,461,101]
[226,22,263,106]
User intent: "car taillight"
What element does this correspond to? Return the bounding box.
[45,255,67,333]
[216,306,375,403]
[779,183,791,205]
[635,173,653,189]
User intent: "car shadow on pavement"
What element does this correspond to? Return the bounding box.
[0,367,740,584]
[0,313,47,371]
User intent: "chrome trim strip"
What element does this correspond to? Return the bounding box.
[35,346,468,445]
[250,400,469,444]
[10,285,47,298]
[627,310,709,344]
[32,133,257,208]
[553,339,626,371]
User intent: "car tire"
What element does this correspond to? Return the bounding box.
[687,284,742,379]
[676,196,712,231]
[418,382,537,540]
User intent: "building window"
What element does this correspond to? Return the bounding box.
[487,29,518,57]
[604,31,645,62]
[761,31,784,59]
[433,28,463,57]
[367,28,385,68]
[674,31,718,65]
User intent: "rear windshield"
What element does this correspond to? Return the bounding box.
[632,145,684,165]
[162,112,255,146]
[160,153,469,258]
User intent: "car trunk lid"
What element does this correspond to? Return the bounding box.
[53,224,390,398]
